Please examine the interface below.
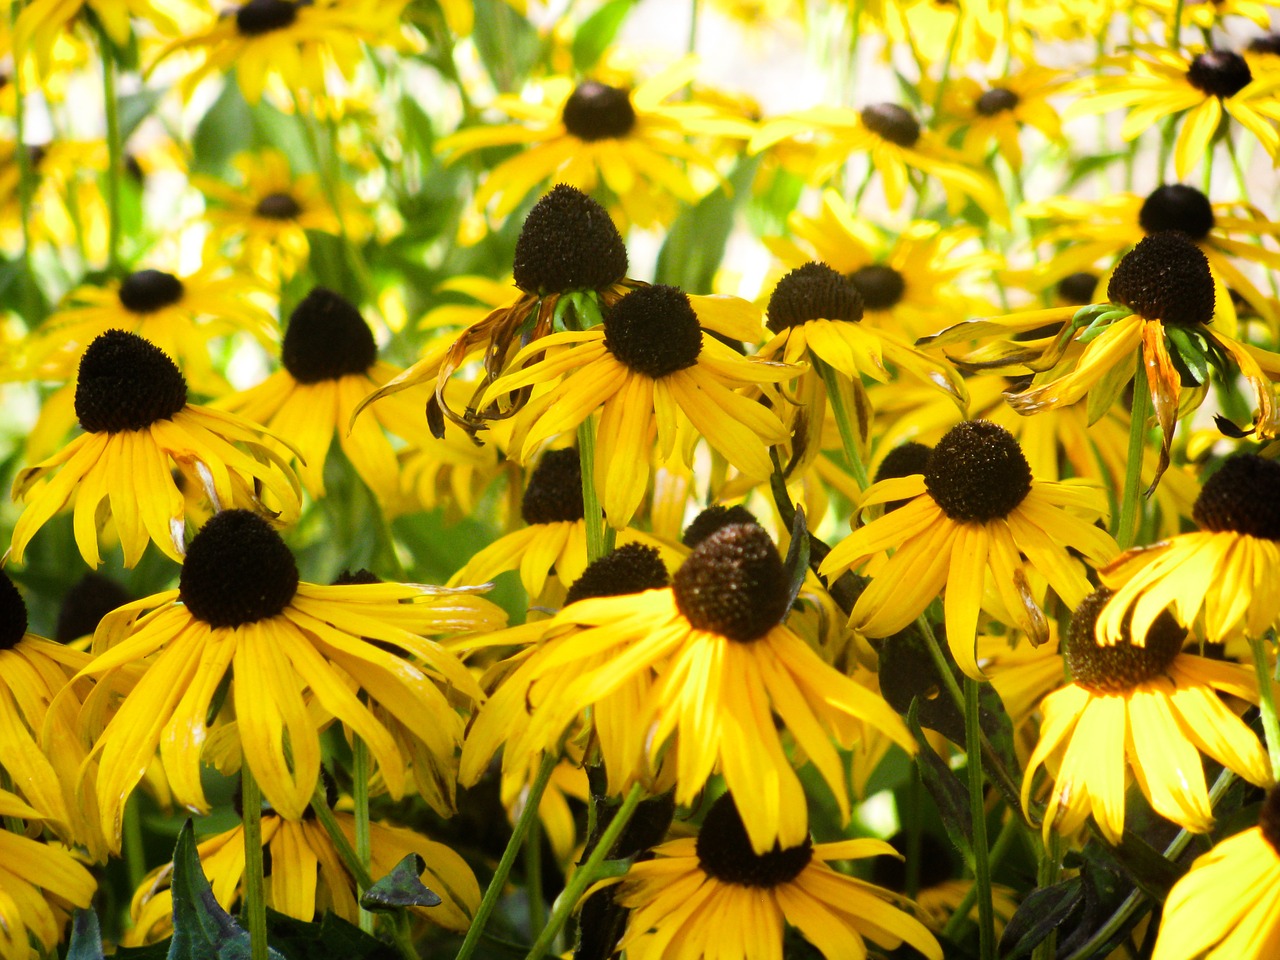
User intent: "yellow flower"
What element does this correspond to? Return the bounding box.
[0,139,109,259]
[10,331,302,568]
[819,421,1116,678]
[13,0,192,78]
[68,509,503,850]
[606,792,941,960]
[933,66,1068,170]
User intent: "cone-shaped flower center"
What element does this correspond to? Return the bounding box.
[860,103,921,147]
[333,569,381,585]
[561,81,637,141]
[254,191,302,220]
[1066,587,1185,694]
[1248,34,1280,56]
[564,543,669,605]
[604,284,702,378]
[696,793,813,886]
[1259,784,1280,856]
[1186,50,1252,98]
[118,269,185,313]
[180,510,300,628]
[512,185,628,295]
[0,570,28,651]
[848,264,906,310]
[1139,184,1215,242]
[924,421,1032,523]
[976,87,1020,116]
[1107,231,1215,327]
[521,448,585,525]
[75,330,188,434]
[56,573,132,643]
[1192,454,1280,540]
[766,262,864,332]
[673,524,790,642]
[1057,271,1099,305]
[682,504,760,548]
[281,287,377,383]
[236,0,298,36]
[877,441,932,513]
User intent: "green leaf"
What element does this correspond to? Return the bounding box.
[190,82,256,177]
[1165,325,1209,386]
[572,0,634,72]
[167,820,285,960]
[260,910,396,960]
[119,88,166,144]
[471,0,540,92]
[67,910,106,960]
[654,157,760,293]
[782,505,810,612]
[359,854,444,912]
[906,700,972,853]
[998,877,1085,959]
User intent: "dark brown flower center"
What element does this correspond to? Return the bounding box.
[604,285,702,378]
[179,510,300,628]
[75,330,188,433]
[1259,784,1280,855]
[281,287,378,383]
[512,185,628,295]
[561,82,637,141]
[976,87,1020,116]
[521,448,585,525]
[682,504,760,548]
[564,543,669,605]
[1106,231,1215,327]
[254,191,302,220]
[673,523,789,642]
[924,421,1032,523]
[1186,50,1252,99]
[56,573,132,643]
[877,442,932,513]
[766,262,864,332]
[1192,454,1280,540]
[1057,272,1100,306]
[118,270,185,313]
[860,103,921,147]
[236,0,300,36]
[849,264,906,310]
[0,570,28,651]
[1065,587,1186,694]
[696,793,812,886]
[1139,184,1215,242]
[1248,34,1280,56]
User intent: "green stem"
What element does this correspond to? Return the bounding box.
[941,813,1020,941]
[929,11,963,121]
[687,0,699,57]
[1116,356,1150,550]
[965,677,996,960]
[1169,0,1184,54]
[241,767,270,960]
[123,794,146,892]
[577,417,615,559]
[353,736,374,934]
[1251,635,1280,779]
[97,26,123,276]
[12,18,36,311]
[1030,832,1062,960]
[814,356,869,492]
[526,814,546,941]
[523,782,645,960]
[456,753,558,960]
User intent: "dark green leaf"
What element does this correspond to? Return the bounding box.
[654,157,760,293]
[783,505,809,612]
[360,854,443,912]
[190,82,256,177]
[471,0,540,92]
[119,89,166,144]
[907,700,972,852]
[67,910,106,960]
[572,0,634,72]
[260,909,397,960]
[999,877,1085,959]
[1165,325,1209,386]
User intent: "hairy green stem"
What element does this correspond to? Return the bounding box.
[99,33,123,276]
[578,417,615,559]
[1251,635,1280,779]
[526,815,546,941]
[123,795,146,892]
[814,356,869,492]
[1116,356,1150,550]
[965,677,996,960]
[941,813,1020,941]
[353,735,374,934]
[1030,831,1063,960]
[241,767,270,960]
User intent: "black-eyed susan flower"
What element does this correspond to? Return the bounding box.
[1150,782,1280,959]
[819,421,1116,677]
[1025,588,1272,844]
[0,790,97,960]
[69,509,503,849]
[218,287,428,510]
[750,101,1007,223]
[606,792,942,960]
[1069,45,1280,178]
[0,139,110,258]
[518,524,915,852]
[933,66,1067,170]
[127,804,479,942]
[1099,454,1280,646]
[13,0,189,78]
[359,186,640,439]
[151,0,412,105]
[438,62,755,234]
[483,284,797,529]
[9,331,302,568]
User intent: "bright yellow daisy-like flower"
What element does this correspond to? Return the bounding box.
[1099,455,1280,646]
[750,101,1007,224]
[151,0,412,105]
[219,287,428,511]
[484,284,797,529]
[12,0,192,78]
[127,805,479,942]
[0,139,109,259]
[10,331,302,568]
[1025,587,1272,844]
[68,508,503,850]
[438,60,756,234]
[0,790,97,960]
[932,66,1067,170]
[819,420,1116,677]
[1069,45,1280,179]
[1151,782,1280,960]
[605,792,941,960]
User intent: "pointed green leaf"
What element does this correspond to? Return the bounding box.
[67,909,106,960]
[360,854,444,912]
[573,0,634,72]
